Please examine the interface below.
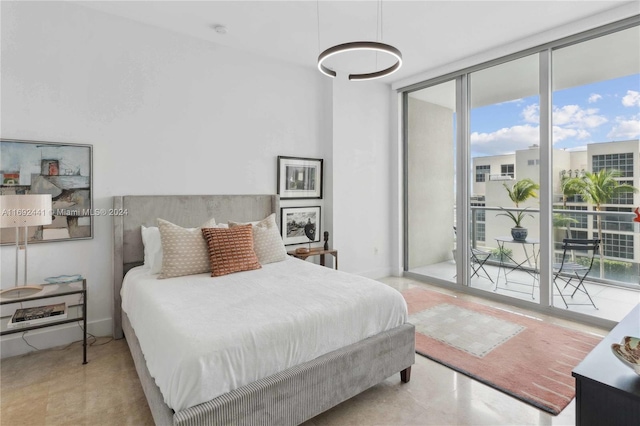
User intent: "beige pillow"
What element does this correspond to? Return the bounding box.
[201,225,262,277]
[157,217,217,279]
[229,213,288,265]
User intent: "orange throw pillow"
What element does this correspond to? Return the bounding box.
[202,224,261,277]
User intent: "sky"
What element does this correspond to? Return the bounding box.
[470,74,640,158]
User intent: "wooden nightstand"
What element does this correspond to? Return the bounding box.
[288,248,338,270]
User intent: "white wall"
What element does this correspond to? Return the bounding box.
[0,1,335,356]
[471,154,516,197]
[406,98,454,268]
[332,76,393,278]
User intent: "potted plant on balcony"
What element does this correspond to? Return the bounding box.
[497,178,539,241]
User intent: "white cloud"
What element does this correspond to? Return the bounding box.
[521,104,539,123]
[588,93,602,103]
[607,116,640,139]
[471,124,539,156]
[470,122,596,156]
[552,104,607,129]
[471,99,629,156]
[622,90,640,107]
[553,126,591,141]
[519,103,607,130]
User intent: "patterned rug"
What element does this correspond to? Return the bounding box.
[403,287,602,415]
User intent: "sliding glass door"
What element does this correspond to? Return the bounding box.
[403,18,639,323]
[551,26,640,318]
[468,54,541,303]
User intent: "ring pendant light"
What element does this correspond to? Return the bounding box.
[317,41,402,81]
[316,0,402,81]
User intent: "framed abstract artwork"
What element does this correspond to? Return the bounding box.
[277,156,323,199]
[0,139,93,245]
[280,206,321,246]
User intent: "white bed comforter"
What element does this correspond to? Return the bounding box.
[121,257,408,411]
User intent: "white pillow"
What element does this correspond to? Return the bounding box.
[228,213,287,265]
[141,225,163,274]
[157,217,217,279]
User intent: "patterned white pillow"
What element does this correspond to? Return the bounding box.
[157,217,217,279]
[229,213,287,264]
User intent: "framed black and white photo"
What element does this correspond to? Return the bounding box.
[277,156,323,199]
[1,139,93,245]
[280,206,321,245]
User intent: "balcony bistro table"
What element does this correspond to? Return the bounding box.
[494,236,540,299]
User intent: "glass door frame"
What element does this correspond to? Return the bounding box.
[400,16,639,329]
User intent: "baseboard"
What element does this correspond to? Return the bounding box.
[357,267,393,280]
[0,317,112,359]
[390,267,403,277]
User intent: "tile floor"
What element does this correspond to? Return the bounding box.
[1,277,608,426]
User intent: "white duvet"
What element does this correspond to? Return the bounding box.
[121,257,408,412]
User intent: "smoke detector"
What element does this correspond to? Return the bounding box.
[212,25,227,35]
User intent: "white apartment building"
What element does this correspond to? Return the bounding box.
[471,140,640,284]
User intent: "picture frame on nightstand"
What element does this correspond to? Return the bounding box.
[281,206,321,245]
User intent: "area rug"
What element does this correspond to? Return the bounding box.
[402,287,602,415]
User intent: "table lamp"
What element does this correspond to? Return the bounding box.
[0,194,52,296]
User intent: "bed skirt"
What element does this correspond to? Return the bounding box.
[122,312,415,426]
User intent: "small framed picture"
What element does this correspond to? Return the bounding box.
[281,206,321,245]
[277,156,323,199]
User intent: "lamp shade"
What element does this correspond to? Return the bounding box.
[0,194,52,228]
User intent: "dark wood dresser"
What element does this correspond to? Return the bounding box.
[572,304,640,426]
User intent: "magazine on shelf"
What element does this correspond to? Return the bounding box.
[7,303,67,328]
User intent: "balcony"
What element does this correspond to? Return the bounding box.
[410,259,639,322]
[409,206,640,323]
[488,174,515,181]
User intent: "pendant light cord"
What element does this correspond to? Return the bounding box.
[380,0,384,41]
[316,0,321,54]
[376,0,380,68]
[378,0,382,42]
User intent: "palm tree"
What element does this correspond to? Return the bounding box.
[503,178,540,207]
[569,169,638,278]
[557,172,583,240]
[560,172,581,208]
[553,213,578,236]
[553,213,578,261]
[499,178,540,239]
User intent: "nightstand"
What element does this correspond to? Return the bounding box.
[288,248,338,270]
[0,279,87,364]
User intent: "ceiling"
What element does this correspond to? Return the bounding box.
[76,1,635,84]
[409,23,639,110]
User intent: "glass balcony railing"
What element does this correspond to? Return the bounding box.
[469,206,640,287]
[488,174,515,181]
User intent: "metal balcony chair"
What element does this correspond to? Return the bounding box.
[471,247,494,283]
[453,226,493,283]
[553,238,600,309]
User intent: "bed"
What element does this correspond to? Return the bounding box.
[113,195,415,425]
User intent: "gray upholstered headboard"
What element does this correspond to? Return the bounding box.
[112,195,279,338]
